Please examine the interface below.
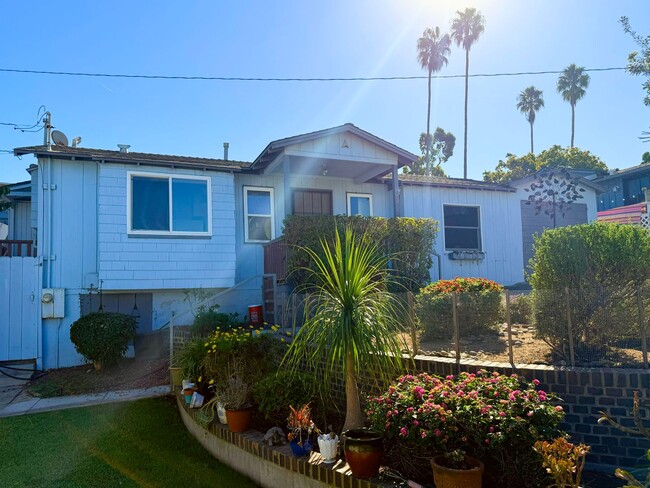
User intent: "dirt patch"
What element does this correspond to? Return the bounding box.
[28,358,169,398]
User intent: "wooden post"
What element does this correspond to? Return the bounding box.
[407,291,418,356]
[565,287,575,367]
[505,290,514,366]
[452,292,460,372]
[638,285,648,369]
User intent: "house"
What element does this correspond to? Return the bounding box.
[593,163,650,227]
[2,123,602,369]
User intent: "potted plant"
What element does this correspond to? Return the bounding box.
[533,438,589,488]
[214,358,252,433]
[287,404,318,457]
[342,427,383,479]
[318,427,339,464]
[431,449,484,488]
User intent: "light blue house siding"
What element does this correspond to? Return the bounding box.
[401,183,525,286]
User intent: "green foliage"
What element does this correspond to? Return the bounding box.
[415,278,503,340]
[69,312,137,368]
[176,338,209,383]
[404,129,455,176]
[0,185,12,212]
[529,223,650,360]
[509,293,532,324]
[620,16,650,106]
[643,151,650,165]
[282,226,408,430]
[283,215,437,292]
[253,371,318,425]
[191,307,240,336]
[483,146,607,183]
[366,371,564,486]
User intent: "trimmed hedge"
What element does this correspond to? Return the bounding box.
[70,312,137,369]
[283,215,437,292]
[529,223,650,361]
[415,278,503,340]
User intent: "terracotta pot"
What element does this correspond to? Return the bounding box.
[431,455,484,488]
[342,428,383,479]
[225,407,252,433]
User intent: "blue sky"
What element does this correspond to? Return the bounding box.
[0,0,648,183]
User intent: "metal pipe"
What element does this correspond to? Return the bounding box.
[223,142,229,161]
[432,250,442,281]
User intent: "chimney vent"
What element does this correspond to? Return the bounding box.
[223,142,229,161]
[117,144,130,153]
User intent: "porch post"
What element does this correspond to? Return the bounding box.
[392,165,400,217]
[283,156,291,219]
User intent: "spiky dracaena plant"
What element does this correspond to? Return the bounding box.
[282,226,408,432]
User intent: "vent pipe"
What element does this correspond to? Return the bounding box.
[223,142,229,161]
[117,144,130,153]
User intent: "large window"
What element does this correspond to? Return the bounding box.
[443,205,481,251]
[244,187,274,242]
[347,193,373,216]
[127,172,211,236]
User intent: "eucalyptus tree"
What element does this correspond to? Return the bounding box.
[557,64,590,148]
[516,86,545,153]
[417,27,451,157]
[451,7,485,179]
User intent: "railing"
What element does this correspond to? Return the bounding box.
[0,240,36,257]
[263,237,288,282]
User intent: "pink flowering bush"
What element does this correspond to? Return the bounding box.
[365,370,564,487]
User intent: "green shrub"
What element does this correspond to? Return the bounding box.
[283,215,437,292]
[529,223,650,360]
[415,278,503,340]
[253,371,318,425]
[176,338,209,383]
[191,307,240,336]
[70,312,137,369]
[509,293,532,324]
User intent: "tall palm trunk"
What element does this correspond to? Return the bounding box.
[343,350,364,431]
[426,70,432,158]
[570,102,575,148]
[529,119,534,153]
[463,49,469,179]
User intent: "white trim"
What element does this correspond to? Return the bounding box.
[347,192,373,217]
[243,186,275,243]
[442,203,482,252]
[126,171,212,237]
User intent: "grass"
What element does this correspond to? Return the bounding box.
[0,397,258,488]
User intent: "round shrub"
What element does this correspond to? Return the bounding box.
[366,371,564,486]
[415,277,503,340]
[70,312,137,369]
[509,293,532,324]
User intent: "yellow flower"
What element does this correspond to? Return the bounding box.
[255,330,261,335]
[281,338,285,342]
[198,376,203,382]
[209,379,214,385]
[204,343,209,347]
[286,331,292,336]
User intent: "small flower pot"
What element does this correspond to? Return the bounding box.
[216,402,228,424]
[289,438,313,457]
[225,407,253,433]
[431,455,484,488]
[317,434,339,463]
[182,388,194,405]
[342,428,383,479]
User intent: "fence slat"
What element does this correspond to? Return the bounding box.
[505,290,514,365]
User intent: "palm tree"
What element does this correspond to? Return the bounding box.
[556,64,590,148]
[282,227,407,431]
[451,7,485,179]
[417,27,451,156]
[516,86,545,153]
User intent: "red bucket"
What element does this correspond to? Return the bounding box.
[248,305,264,326]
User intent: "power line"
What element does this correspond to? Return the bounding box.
[0,66,627,83]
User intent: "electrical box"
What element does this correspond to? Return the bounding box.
[42,288,65,318]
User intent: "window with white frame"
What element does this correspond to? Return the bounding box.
[347,193,373,217]
[443,205,481,251]
[244,187,274,242]
[128,172,211,236]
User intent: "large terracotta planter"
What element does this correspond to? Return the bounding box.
[431,455,484,488]
[342,428,383,479]
[225,407,253,433]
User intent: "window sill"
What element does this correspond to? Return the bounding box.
[447,250,485,261]
[127,233,212,240]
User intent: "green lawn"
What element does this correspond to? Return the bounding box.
[0,397,258,488]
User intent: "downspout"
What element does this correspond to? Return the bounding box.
[432,250,442,281]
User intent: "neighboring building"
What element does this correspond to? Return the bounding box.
[2,123,602,369]
[595,163,650,212]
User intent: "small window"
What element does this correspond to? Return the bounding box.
[443,205,481,251]
[128,172,211,236]
[347,193,373,217]
[244,187,274,242]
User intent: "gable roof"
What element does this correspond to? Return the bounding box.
[397,174,515,192]
[250,123,418,170]
[509,167,605,193]
[13,145,251,172]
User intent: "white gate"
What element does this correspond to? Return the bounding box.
[0,257,39,361]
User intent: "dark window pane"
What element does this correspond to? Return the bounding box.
[445,228,480,250]
[247,190,271,215]
[443,206,479,227]
[172,179,208,232]
[131,177,169,231]
[248,216,272,241]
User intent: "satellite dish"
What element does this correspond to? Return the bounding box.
[51,130,68,146]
